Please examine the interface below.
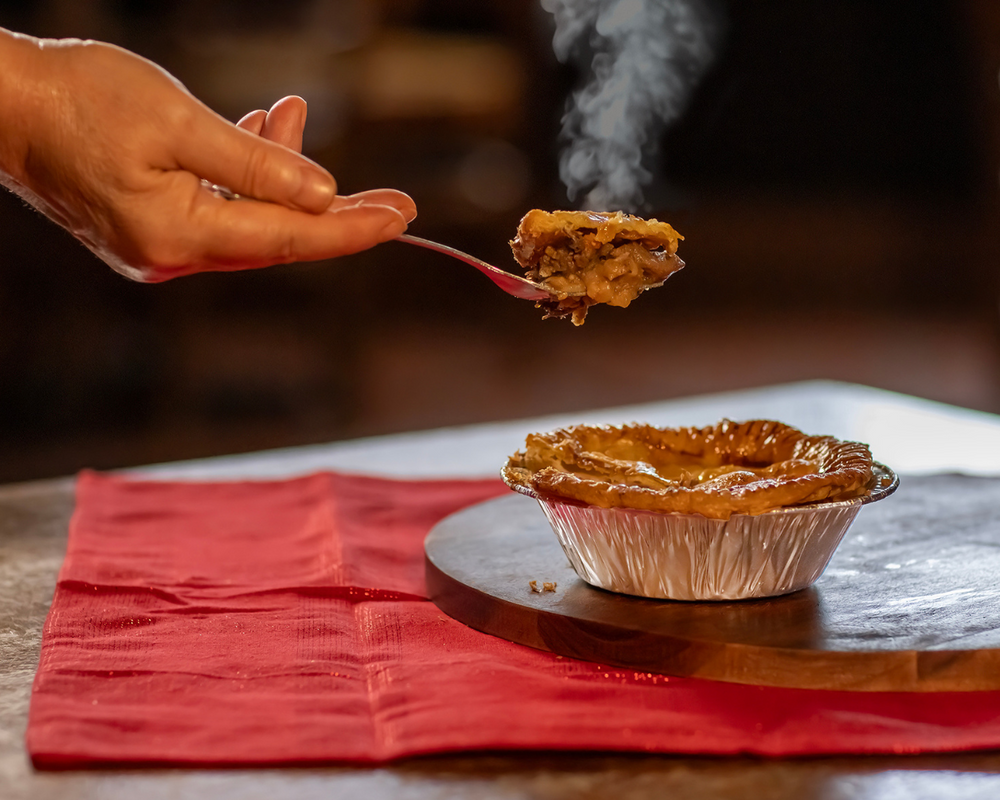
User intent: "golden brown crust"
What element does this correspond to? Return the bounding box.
[509,210,684,325]
[502,420,876,519]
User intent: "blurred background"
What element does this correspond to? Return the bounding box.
[1,0,999,483]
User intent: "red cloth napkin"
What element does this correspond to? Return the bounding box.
[27,470,1000,767]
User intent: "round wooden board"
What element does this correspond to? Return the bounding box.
[425,475,1000,692]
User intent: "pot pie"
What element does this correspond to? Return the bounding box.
[509,209,684,325]
[502,420,876,520]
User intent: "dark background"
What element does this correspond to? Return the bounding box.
[1,0,999,483]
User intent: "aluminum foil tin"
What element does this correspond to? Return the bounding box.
[516,464,897,601]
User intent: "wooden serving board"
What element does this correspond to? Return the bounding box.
[425,474,1000,692]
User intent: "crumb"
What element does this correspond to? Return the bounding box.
[529,580,539,593]
[542,581,557,592]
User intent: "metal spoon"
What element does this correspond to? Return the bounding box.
[396,234,683,304]
[201,182,556,302]
[395,234,557,302]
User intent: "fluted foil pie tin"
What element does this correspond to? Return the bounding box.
[508,463,897,601]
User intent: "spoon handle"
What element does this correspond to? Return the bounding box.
[197,186,550,302]
[395,234,551,301]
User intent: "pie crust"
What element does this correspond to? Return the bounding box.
[509,209,684,325]
[502,420,876,519]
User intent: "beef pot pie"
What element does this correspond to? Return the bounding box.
[503,419,877,520]
[509,209,684,325]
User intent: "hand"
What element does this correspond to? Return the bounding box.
[0,31,416,281]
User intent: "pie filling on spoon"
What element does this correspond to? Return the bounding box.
[509,209,684,325]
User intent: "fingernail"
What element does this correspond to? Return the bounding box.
[378,214,409,242]
[294,167,336,211]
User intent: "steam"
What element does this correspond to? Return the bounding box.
[542,0,722,212]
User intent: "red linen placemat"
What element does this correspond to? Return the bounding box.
[26,470,1000,766]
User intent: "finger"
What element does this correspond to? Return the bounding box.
[182,199,409,272]
[331,189,417,222]
[236,109,267,135]
[175,106,336,213]
[260,96,307,152]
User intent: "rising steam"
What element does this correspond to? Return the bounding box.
[542,0,722,212]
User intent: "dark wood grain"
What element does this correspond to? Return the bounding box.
[425,474,1000,692]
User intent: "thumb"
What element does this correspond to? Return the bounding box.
[175,106,336,213]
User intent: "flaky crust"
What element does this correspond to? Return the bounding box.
[502,420,876,519]
[510,210,682,266]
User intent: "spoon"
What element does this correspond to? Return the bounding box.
[395,234,557,302]
[201,182,556,302]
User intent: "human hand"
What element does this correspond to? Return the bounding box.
[0,30,415,281]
